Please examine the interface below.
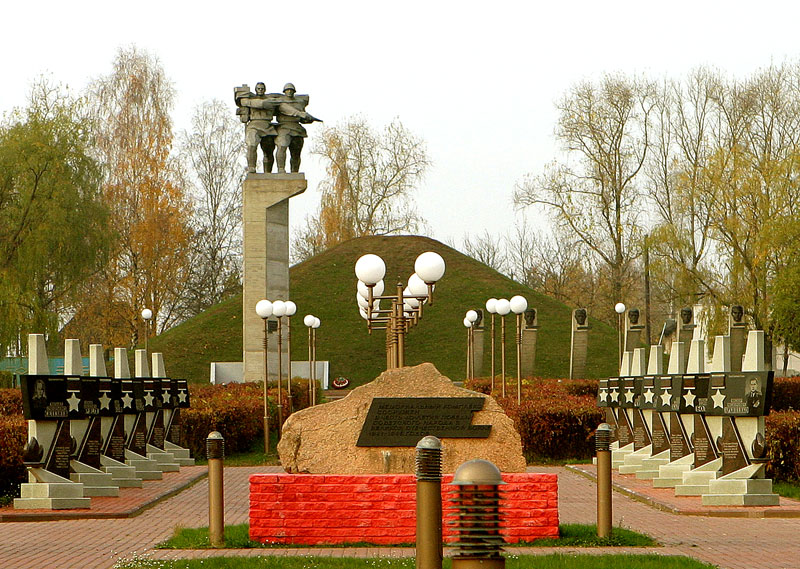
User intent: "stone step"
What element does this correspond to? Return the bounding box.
[652,476,684,488]
[70,472,117,487]
[146,454,181,472]
[125,461,163,480]
[702,493,780,506]
[80,485,120,497]
[675,484,712,496]
[708,477,774,495]
[14,497,91,510]
[20,482,84,499]
[164,441,192,459]
[174,457,195,467]
[634,468,661,480]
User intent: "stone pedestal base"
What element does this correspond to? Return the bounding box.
[674,458,722,496]
[653,454,694,488]
[14,468,91,510]
[701,464,779,506]
[618,445,652,475]
[101,455,142,488]
[611,443,634,469]
[69,460,119,497]
[146,444,180,472]
[165,441,195,466]
[243,174,307,383]
[636,450,670,479]
[125,449,163,480]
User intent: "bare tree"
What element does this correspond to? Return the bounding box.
[180,99,245,314]
[293,116,428,261]
[514,75,656,305]
[460,230,507,274]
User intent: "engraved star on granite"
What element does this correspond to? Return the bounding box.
[644,388,655,403]
[711,388,725,409]
[144,390,154,407]
[122,392,133,409]
[162,391,171,404]
[67,391,81,413]
[660,389,672,406]
[99,391,112,410]
[624,389,635,403]
[610,388,619,403]
[178,390,187,403]
[683,389,696,407]
[599,388,608,403]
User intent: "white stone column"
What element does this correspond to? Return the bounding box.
[242,174,307,383]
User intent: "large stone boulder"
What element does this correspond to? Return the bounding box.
[277,362,526,473]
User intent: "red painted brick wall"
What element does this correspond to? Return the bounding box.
[249,472,558,545]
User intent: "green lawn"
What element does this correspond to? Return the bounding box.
[158,523,655,550]
[115,553,714,569]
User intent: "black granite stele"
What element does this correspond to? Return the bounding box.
[598,364,774,475]
[20,373,192,476]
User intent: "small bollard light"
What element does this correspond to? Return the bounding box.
[447,459,506,569]
[416,436,443,569]
[207,431,225,548]
[595,423,613,538]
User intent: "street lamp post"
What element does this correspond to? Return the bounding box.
[304,314,320,406]
[465,310,479,381]
[272,300,287,431]
[255,299,273,453]
[285,301,297,411]
[510,295,528,404]
[141,308,153,354]
[485,299,497,393]
[615,302,626,368]
[495,298,511,398]
[355,252,445,370]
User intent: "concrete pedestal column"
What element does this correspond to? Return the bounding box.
[242,174,306,383]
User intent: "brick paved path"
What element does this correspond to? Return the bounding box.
[3,466,800,568]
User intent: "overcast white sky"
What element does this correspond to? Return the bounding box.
[2,0,799,248]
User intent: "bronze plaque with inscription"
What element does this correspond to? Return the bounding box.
[356,397,491,447]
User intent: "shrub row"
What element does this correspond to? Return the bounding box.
[465,377,604,461]
[0,413,27,498]
[765,411,800,481]
[183,378,317,458]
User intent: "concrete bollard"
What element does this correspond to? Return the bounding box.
[415,436,443,569]
[596,423,612,538]
[207,431,225,548]
[448,459,506,569]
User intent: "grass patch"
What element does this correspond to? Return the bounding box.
[524,524,656,547]
[115,553,714,569]
[773,480,800,500]
[158,523,653,550]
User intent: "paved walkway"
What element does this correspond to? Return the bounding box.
[2,465,800,568]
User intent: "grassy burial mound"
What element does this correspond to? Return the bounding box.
[149,235,619,384]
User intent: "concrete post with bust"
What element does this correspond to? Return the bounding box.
[569,308,590,379]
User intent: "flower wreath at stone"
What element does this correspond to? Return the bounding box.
[332,377,350,389]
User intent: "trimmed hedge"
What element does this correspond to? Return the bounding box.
[465,377,603,461]
[0,409,26,498]
[765,411,800,481]
[184,378,318,459]
[771,376,800,411]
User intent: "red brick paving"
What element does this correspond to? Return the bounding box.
[0,466,207,521]
[2,465,800,568]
